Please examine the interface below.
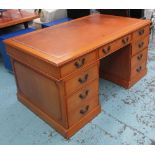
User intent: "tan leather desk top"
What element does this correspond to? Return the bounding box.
[5,14,150,66]
[0,9,38,29]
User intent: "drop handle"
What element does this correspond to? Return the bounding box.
[80,105,89,115]
[137,54,143,60]
[138,42,144,48]
[79,90,89,99]
[102,45,111,54]
[78,74,88,84]
[122,37,129,44]
[138,29,144,35]
[136,66,142,73]
[74,58,85,68]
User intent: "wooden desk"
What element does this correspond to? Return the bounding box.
[4,14,150,138]
[0,9,38,29]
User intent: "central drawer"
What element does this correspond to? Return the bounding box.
[99,34,131,58]
[64,63,98,96]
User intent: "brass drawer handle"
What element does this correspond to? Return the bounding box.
[78,74,88,84]
[74,58,85,68]
[79,90,89,99]
[138,42,144,48]
[102,45,111,54]
[137,54,143,60]
[122,37,129,44]
[138,29,145,35]
[80,105,89,115]
[136,66,142,73]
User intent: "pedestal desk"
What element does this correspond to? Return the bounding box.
[4,14,150,138]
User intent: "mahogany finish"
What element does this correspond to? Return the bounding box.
[4,14,150,138]
[0,9,38,29]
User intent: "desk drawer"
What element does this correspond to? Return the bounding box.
[67,79,98,109]
[131,60,147,78]
[133,26,150,41]
[99,34,131,58]
[132,36,149,56]
[61,50,97,77]
[65,63,98,96]
[131,48,148,69]
[68,96,99,127]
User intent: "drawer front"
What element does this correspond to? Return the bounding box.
[131,48,148,69]
[61,50,97,77]
[65,63,98,96]
[131,61,147,78]
[133,26,150,41]
[68,96,99,127]
[99,34,131,58]
[67,79,99,110]
[132,36,149,56]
